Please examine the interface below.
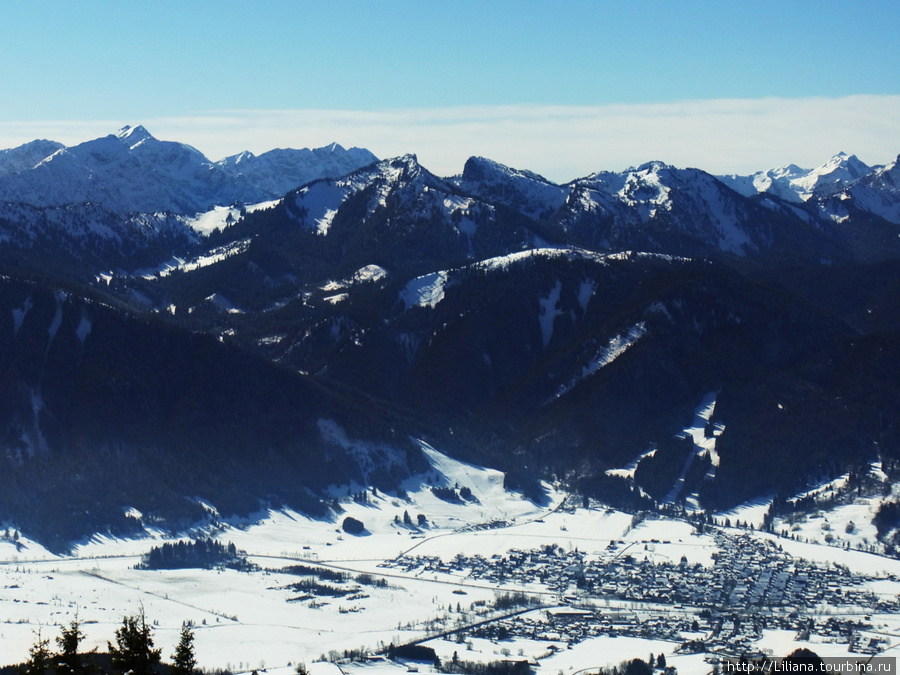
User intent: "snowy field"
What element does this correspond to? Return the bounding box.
[4,446,900,673]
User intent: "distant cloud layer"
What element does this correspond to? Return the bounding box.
[3,96,899,183]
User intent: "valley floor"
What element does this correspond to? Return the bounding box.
[3,447,900,675]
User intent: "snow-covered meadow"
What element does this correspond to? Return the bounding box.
[4,445,900,674]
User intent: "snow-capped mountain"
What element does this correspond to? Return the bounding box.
[451,156,569,220]
[0,126,378,215]
[0,125,233,214]
[454,157,849,259]
[718,152,874,203]
[231,154,524,278]
[2,132,900,548]
[0,139,65,176]
[94,148,899,329]
[285,153,459,235]
[819,154,900,225]
[558,161,768,256]
[216,143,377,199]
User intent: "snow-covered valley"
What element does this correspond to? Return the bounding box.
[4,445,900,675]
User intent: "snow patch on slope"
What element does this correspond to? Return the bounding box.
[584,323,647,377]
[604,392,722,503]
[139,239,251,279]
[577,279,596,313]
[664,392,722,506]
[205,293,242,314]
[45,291,65,357]
[606,447,658,480]
[416,440,505,501]
[400,271,448,309]
[443,194,479,235]
[538,281,563,348]
[317,419,408,483]
[12,296,33,336]
[351,264,388,284]
[75,311,92,343]
[552,322,647,401]
[296,182,349,234]
[321,265,389,295]
[185,200,278,235]
[473,247,624,273]
[696,176,754,254]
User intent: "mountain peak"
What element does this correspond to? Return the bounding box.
[375,154,421,177]
[633,160,671,174]
[115,125,154,144]
[461,156,556,185]
[810,152,871,185]
[717,153,876,203]
[219,150,256,167]
[824,151,859,166]
[0,139,66,176]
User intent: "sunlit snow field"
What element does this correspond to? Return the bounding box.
[3,443,900,673]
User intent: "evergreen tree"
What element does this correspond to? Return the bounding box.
[24,626,52,675]
[107,609,161,675]
[56,617,93,675]
[623,658,653,675]
[170,623,197,675]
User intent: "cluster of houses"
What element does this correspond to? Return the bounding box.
[596,532,884,611]
[379,524,898,660]
[384,529,886,612]
[451,602,882,665]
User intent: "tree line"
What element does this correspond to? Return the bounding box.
[138,538,246,571]
[15,609,196,675]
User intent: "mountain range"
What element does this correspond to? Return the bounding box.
[0,125,377,214]
[1,126,898,549]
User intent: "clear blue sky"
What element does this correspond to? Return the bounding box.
[2,0,899,180]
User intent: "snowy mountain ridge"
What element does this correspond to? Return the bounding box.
[285,154,487,239]
[0,138,66,176]
[1,127,898,258]
[718,151,877,203]
[216,142,378,201]
[0,199,199,270]
[565,161,756,254]
[823,154,900,224]
[2,132,900,559]
[452,156,569,220]
[0,126,378,215]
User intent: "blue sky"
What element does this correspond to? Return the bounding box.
[2,0,899,181]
